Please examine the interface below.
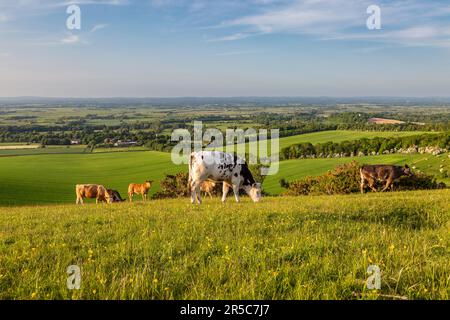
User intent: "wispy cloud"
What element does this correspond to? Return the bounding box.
[0,13,10,22]
[212,0,450,48]
[214,50,263,56]
[90,24,108,33]
[61,34,81,44]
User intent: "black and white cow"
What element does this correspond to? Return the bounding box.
[188,151,262,204]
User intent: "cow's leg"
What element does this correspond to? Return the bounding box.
[232,184,240,203]
[190,180,202,204]
[382,178,393,192]
[195,183,202,204]
[221,183,230,203]
[208,191,213,199]
[142,193,145,201]
[360,177,366,194]
[368,178,377,192]
[128,192,133,202]
[190,186,196,204]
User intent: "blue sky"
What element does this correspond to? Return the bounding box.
[1,0,450,97]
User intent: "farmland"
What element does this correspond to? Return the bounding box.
[0,102,449,301]
[0,147,448,205]
[0,190,448,300]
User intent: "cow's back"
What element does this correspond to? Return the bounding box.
[361,165,397,180]
[190,151,241,181]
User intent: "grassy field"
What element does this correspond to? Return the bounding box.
[0,190,448,300]
[277,130,433,150]
[264,153,450,194]
[211,130,434,155]
[0,149,448,205]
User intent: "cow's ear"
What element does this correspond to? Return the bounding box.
[404,164,410,169]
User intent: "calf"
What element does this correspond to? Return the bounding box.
[200,181,217,199]
[128,180,153,202]
[360,164,412,193]
[76,184,113,205]
[188,151,262,204]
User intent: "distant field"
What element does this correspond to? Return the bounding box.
[0,191,448,299]
[277,130,433,150]
[0,145,90,156]
[0,144,39,150]
[0,148,448,205]
[210,130,432,154]
[0,151,178,205]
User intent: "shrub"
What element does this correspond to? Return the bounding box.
[281,161,446,196]
[153,172,190,199]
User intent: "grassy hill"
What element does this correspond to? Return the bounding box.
[213,130,432,154]
[277,130,433,150]
[0,190,448,300]
[0,149,448,205]
[264,153,450,194]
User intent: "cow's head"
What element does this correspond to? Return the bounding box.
[402,164,413,177]
[145,180,153,187]
[104,189,114,204]
[244,183,262,202]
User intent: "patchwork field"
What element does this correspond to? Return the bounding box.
[0,191,448,299]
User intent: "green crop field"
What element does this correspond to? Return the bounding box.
[214,130,434,154]
[277,130,434,150]
[0,190,448,300]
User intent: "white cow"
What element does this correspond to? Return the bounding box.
[188,151,262,204]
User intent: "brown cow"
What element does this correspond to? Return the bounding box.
[76,184,113,205]
[360,164,412,193]
[128,180,153,202]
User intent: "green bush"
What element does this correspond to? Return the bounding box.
[281,161,446,196]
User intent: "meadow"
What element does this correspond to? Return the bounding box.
[0,190,448,300]
[212,130,430,154]
[0,147,448,205]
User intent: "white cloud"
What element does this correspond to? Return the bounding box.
[213,0,450,48]
[90,24,108,33]
[61,34,81,44]
[0,13,9,22]
[214,50,262,56]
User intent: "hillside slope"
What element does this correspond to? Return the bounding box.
[0,190,448,300]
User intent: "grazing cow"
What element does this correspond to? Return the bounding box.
[200,181,217,199]
[360,164,412,193]
[128,180,153,202]
[108,189,126,202]
[76,184,113,205]
[188,151,262,204]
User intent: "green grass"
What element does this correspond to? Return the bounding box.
[264,153,450,194]
[0,151,178,205]
[277,130,432,150]
[0,149,448,205]
[0,145,90,156]
[0,190,448,300]
[214,130,433,154]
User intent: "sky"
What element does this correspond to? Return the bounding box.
[1,0,450,97]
